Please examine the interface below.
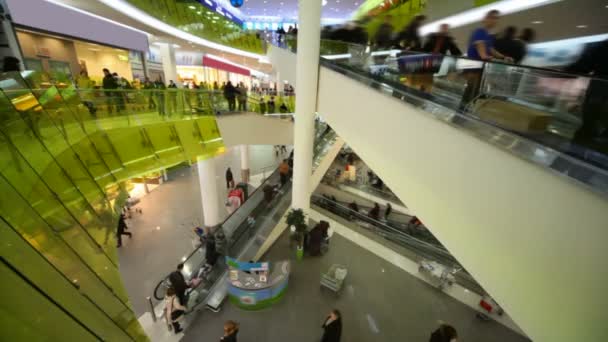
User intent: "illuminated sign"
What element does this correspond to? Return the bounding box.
[196,0,243,26]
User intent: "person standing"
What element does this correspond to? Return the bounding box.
[225,167,234,189]
[384,203,392,220]
[168,263,188,306]
[493,26,520,62]
[395,15,427,51]
[279,159,290,186]
[374,15,394,49]
[154,77,166,117]
[369,203,380,221]
[116,214,132,247]
[167,80,178,115]
[422,24,462,56]
[460,10,511,110]
[237,82,247,111]
[466,10,511,61]
[321,309,342,342]
[164,288,186,334]
[102,68,119,115]
[143,77,156,110]
[224,81,237,111]
[514,28,535,64]
[220,320,239,342]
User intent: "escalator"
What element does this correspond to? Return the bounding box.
[268,43,608,341]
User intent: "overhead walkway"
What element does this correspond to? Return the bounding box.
[268,43,608,341]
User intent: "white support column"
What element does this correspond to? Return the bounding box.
[240,145,250,183]
[162,169,168,182]
[159,43,178,86]
[291,0,322,217]
[197,156,221,229]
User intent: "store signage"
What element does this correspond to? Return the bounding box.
[196,0,243,26]
[36,47,51,58]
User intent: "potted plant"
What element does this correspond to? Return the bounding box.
[286,208,307,261]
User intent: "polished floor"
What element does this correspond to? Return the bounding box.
[182,230,530,342]
[118,145,286,316]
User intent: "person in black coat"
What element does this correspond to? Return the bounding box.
[394,15,427,51]
[422,24,462,56]
[116,214,132,247]
[321,309,342,342]
[168,263,188,306]
[225,167,234,188]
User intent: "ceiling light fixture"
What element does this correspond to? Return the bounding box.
[188,5,196,10]
[531,20,543,24]
[576,24,588,28]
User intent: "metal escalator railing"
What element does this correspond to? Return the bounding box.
[152,132,336,314]
[310,194,484,294]
[270,38,608,196]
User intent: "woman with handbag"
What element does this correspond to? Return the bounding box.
[164,287,187,334]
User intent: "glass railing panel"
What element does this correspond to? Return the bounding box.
[0,176,138,336]
[0,218,136,341]
[141,124,187,167]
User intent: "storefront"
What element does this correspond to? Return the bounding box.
[16,29,145,87]
[176,52,253,88]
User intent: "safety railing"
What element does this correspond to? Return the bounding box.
[270,38,608,195]
[310,194,483,293]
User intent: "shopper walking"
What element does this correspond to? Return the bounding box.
[321,309,342,342]
[220,320,239,342]
[225,167,235,189]
[164,288,186,334]
[116,214,132,247]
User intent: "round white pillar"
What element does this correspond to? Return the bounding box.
[240,145,250,183]
[197,156,221,228]
[291,0,322,216]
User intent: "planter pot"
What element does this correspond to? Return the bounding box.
[296,246,304,261]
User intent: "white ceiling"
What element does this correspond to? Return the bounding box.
[241,0,360,21]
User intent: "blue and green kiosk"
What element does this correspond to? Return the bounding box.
[226,257,290,310]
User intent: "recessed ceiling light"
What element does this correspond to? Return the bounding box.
[576,25,588,28]
[531,20,543,24]
[188,5,196,9]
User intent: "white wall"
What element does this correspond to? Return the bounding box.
[316,66,608,342]
[267,45,297,88]
[216,113,293,147]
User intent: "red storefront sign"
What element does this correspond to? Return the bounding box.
[202,55,251,76]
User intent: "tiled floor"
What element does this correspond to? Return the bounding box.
[118,145,287,316]
[182,231,530,342]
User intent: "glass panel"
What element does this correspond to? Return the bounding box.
[0,218,134,342]
[0,261,99,342]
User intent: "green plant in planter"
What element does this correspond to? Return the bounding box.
[286,208,307,258]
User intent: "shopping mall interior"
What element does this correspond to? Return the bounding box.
[1,0,607,341]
